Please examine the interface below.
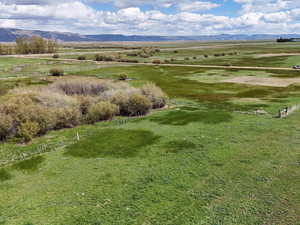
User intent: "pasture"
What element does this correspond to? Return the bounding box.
[0,41,299,225]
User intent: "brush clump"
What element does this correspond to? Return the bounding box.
[0,77,167,142]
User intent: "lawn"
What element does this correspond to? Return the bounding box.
[0,42,300,225]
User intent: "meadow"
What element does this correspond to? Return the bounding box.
[0,41,299,225]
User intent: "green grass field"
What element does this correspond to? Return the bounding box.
[0,41,300,225]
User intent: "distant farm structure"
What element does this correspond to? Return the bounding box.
[277,37,300,42]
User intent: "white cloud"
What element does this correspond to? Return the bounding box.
[178,1,220,12]
[0,0,299,35]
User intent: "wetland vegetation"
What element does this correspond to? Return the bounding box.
[0,41,299,225]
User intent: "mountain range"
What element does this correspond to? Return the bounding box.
[1,28,300,42]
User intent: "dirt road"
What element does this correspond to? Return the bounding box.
[137,62,297,71]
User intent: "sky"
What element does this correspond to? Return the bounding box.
[0,0,300,35]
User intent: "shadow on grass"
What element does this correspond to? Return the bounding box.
[64,129,160,158]
[150,108,233,126]
[13,156,45,173]
[164,140,197,153]
[236,89,274,98]
[0,169,12,182]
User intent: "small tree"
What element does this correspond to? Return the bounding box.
[152,59,161,64]
[77,56,86,60]
[50,68,64,76]
[118,73,128,81]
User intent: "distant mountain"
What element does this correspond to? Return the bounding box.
[1,28,300,42]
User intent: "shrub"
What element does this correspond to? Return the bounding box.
[95,54,103,61]
[0,113,13,140]
[77,56,86,60]
[170,58,175,62]
[17,105,56,135]
[0,76,166,142]
[18,121,40,142]
[126,52,138,57]
[95,55,115,62]
[164,60,170,64]
[118,58,139,63]
[184,57,190,60]
[87,101,119,123]
[54,107,81,129]
[52,54,60,59]
[49,68,64,76]
[51,78,112,96]
[103,90,131,115]
[128,94,152,116]
[29,90,78,108]
[0,98,57,135]
[139,53,150,58]
[204,55,209,58]
[141,83,168,109]
[118,73,128,81]
[76,95,96,115]
[152,59,161,64]
[174,50,178,53]
[193,56,197,59]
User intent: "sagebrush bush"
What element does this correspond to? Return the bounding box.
[54,107,81,129]
[95,55,114,62]
[50,68,64,76]
[118,73,128,81]
[52,54,60,59]
[87,101,119,123]
[141,83,168,109]
[51,78,112,96]
[152,59,161,64]
[15,104,56,134]
[118,58,139,63]
[0,113,13,140]
[0,77,167,142]
[76,95,97,115]
[77,56,86,60]
[128,94,152,116]
[102,88,140,116]
[30,90,78,108]
[18,121,40,142]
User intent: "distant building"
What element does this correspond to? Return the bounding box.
[277,37,300,42]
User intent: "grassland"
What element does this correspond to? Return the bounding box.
[0,41,299,225]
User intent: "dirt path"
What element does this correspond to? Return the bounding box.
[136,62,297,71]
[256,53,300,58]
[223,76,300,87]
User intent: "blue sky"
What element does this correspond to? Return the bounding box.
[0,0,299,35]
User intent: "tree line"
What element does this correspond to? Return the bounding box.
[0,36,58,55]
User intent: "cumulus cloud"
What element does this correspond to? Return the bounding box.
[178,1,220,12]
[0,0,299,35]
